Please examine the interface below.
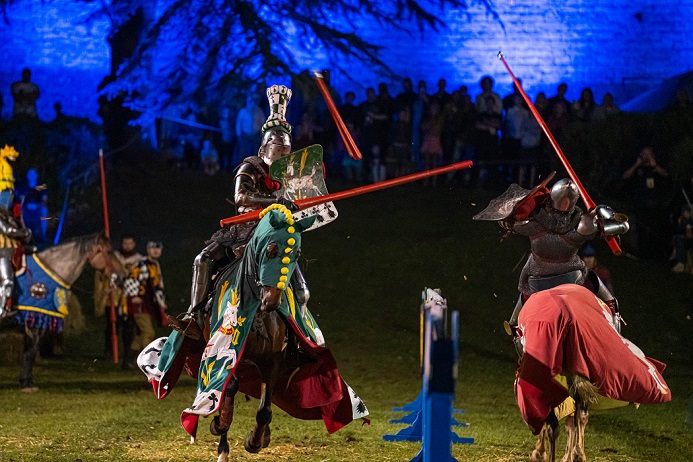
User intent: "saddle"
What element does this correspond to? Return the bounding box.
[12,243,36,272]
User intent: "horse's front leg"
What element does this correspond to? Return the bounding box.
[245,359,281,453]
[561,413,577,462]
[546,411,560,462]
[210,375,239,462]
[573,403,589,462]
[531,424,548,462]
[531,411,559,462]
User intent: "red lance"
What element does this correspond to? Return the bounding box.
[99,148,120,364]
[220,160,473,227]
[314,71,362,160]
[497,52,622,256]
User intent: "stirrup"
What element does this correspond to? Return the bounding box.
[167,313,203,340]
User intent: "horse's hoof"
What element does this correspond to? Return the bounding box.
[216,452,229,462]
[531,450,546,462]
[262,427,271,448]
[210,416,229,436]
[244,432,262,454]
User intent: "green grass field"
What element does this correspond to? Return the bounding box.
[1,152,691,461]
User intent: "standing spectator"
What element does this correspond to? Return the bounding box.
[547,82,571,117]
[200,138,220,175]
[337,121,363,184]
[387,106,412,178]
[534,92,549,119]
[235,93,265,159]
[98,234,143,361]
[395,77,417,114]
[218,105,236,170]
[411,81,429,171]
[376,82,395,152]
[52,102,68,126]
[431,78,452,109]
[121,241,167,369]
[338,91,360,128]
[573,87,599,122]
[473,76,502,186]
[420,102,445,186]
[441,91,461,169]
[518,98,543,188]
[359,87,389,176]
[15,168,48,247]
[447,93,476,185]
[601,93,620,118]
[546,100,570,139]
[502,79,523,111]
[622,146,671,260]
[502,93,527,172]
[11,68,40,122]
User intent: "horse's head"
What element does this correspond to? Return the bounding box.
[252,205,316,312]
[87,233,125,278]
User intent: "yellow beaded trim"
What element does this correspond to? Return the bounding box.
[257,204,301,290]
[258,203,294,221]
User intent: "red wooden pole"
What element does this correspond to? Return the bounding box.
[497,52,622,255]
[99,149,119,364]
[220,160,473,227]
[314,71,362,160]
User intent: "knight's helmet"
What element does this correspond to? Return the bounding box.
[258,85,293,166]
[549,178,579,212]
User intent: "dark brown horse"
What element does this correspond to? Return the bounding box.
[141,207,366,462]
[209,285,288,459]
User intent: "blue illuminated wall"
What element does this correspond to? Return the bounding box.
[1,0,692,121]
[0,0,110,121]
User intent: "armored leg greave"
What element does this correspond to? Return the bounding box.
[290,265,309,310]
[190,242,225,312]
[0,256,14,320]
[592,274,622,333]
[167,242,226,339]
[508,295,523,327]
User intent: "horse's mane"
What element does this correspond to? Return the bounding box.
[39,233,105,259]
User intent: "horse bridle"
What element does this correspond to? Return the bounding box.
[88,242,116,276]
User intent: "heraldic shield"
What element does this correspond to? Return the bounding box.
[270,144,337,230]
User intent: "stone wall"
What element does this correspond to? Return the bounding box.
[1,0,692,120]
[0,0,110,121]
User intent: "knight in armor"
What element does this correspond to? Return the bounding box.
[474,177,630,348]
[0,145,32,320]
[171,85,312,338]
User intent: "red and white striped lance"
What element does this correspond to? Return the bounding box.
[220,161,473,227]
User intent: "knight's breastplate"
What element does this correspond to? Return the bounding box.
[235,162,276,214]
[530,232,579,264]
